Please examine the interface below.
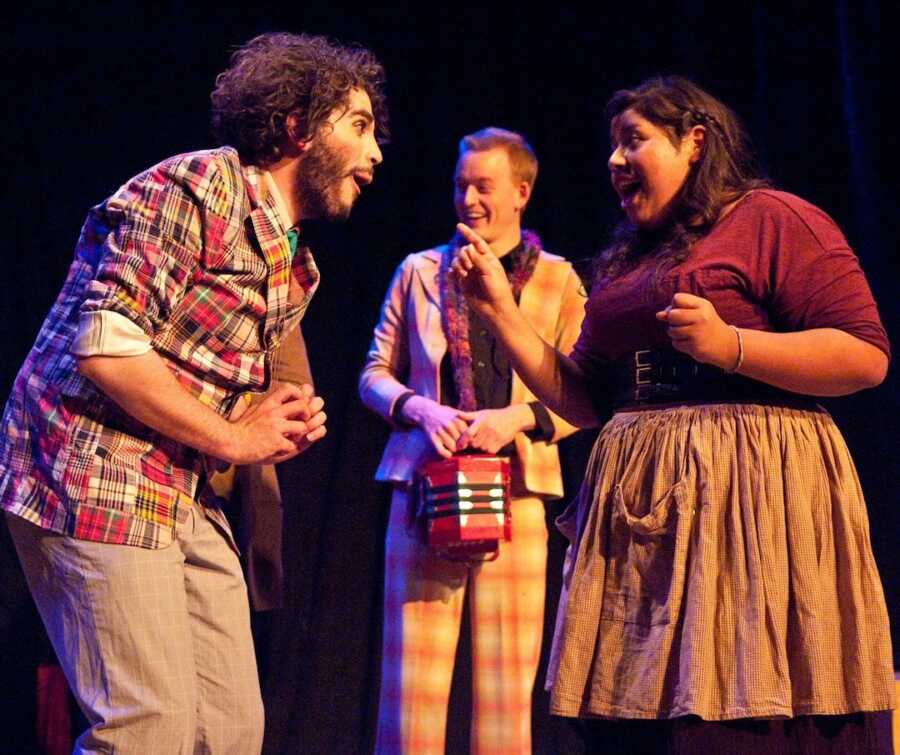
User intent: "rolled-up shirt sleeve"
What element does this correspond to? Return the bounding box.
[72,309,153,357]
[77,157,206,341]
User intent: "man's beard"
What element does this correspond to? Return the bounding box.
[294,137,353,222]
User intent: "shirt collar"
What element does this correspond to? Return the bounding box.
[262,170,295,233]
[500,239,526,273]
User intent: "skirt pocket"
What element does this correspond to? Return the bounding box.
[600,480,692,626]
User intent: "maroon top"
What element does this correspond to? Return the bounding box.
[571,190,890,381]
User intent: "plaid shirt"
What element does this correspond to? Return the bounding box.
[0,147,319,548]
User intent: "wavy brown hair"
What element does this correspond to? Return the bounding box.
[211,32,388,166]
[595,75,769,285]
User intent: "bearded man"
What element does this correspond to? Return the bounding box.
[0,32,385,753]
[360,128,585,753]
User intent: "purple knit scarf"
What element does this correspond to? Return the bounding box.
[439,230,541,411]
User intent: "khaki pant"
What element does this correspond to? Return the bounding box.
[7,508,264,754]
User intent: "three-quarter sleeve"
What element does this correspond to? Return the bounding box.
[750,193,890,359]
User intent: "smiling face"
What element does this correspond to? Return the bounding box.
[608,108,703,229]
[454,147,530,254]
[294,87,383,221]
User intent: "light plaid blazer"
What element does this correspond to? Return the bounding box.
[0,147,318,548]
[359,246,586,499]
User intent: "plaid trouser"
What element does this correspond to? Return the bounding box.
[376,485,548,754]
[6,505,263,754]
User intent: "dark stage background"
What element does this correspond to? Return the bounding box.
[1,3,897,754]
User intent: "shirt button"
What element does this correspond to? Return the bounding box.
[477,361,485,368]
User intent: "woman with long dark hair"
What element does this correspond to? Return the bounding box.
[451,76,894,752]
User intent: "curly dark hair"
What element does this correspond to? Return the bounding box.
[210,32,389,166]
[595,75,770,285]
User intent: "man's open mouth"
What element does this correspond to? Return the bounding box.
[352,171,373,190]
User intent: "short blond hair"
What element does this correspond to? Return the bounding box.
[458,127,538,189]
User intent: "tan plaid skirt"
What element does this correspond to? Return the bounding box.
[547,402,895,720]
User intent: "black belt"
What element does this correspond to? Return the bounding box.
[610,348,813,410]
